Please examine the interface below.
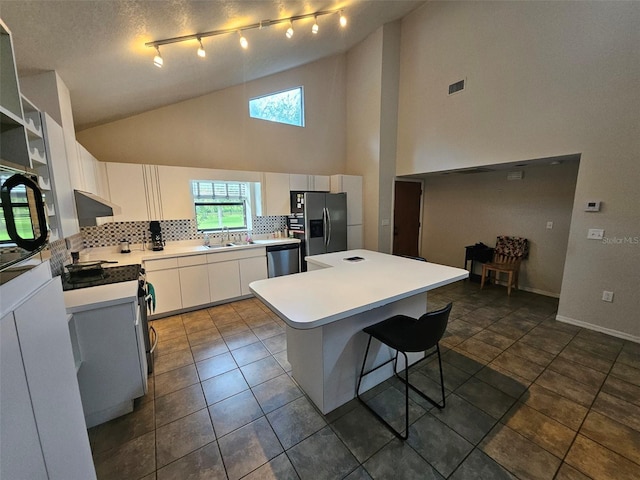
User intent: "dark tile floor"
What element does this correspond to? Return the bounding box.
[89,281,640,480]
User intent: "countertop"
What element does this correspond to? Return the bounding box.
[64,280,139,313]
[249,249,469,329]
[77,237,300,266]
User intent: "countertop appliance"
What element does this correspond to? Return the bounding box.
[266,243,300,277]
[61,263,157,374]
[303,192,347,257]
[149,220,164,251]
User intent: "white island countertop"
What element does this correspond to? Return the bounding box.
[250,249,468,329]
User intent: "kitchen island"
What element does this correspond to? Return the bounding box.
[250,249,468,414]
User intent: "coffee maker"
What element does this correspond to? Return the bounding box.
[149,221,164,251]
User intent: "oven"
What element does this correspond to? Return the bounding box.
[61,263,157,374]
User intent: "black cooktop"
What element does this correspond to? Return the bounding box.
[61,264,141,291]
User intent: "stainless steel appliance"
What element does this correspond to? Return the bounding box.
[61,263,157,374]
[266,243,300,277]
[303,192,347,257]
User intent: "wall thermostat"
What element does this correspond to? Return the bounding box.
[585,200,601,212]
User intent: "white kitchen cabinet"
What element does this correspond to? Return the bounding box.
[157,165,195,220]
[262,172,291,216]
[209,260,242,302]
[76,142,108,198]
[239,255,268,295]
[73,293,146,428]
[289,174,331,192]
[0,268,96,480]
[106,162,164,221]
[41,113,80,238]
[178,255,211,309]
[145,258,182,315]
[0,313,48,480]
[331,174,363,226]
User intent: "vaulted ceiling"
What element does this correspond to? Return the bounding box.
[1,0,424,130]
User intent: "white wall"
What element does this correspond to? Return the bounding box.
[77,55,347,175]
[396,1,640,339]
[422,161,580,296]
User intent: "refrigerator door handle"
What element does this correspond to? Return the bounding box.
[322,207,328,247]
[326,207,332,248]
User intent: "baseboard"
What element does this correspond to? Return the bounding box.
[491,280,559,298]
[556,315,640,343]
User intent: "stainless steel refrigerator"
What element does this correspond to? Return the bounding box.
[303,192,347,256]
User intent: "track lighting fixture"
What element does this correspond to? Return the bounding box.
[339,11,347,28]
[238,31,248,49]
[153,46,163,68]
[197,37,206,58]
[146,8,348,66]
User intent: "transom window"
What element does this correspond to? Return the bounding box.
[192,180,252,232]
[249,86,304,127]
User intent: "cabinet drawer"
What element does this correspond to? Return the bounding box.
[177,254,207,267]
[144,257,178,271]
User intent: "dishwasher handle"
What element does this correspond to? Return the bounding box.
[266,243,299,252]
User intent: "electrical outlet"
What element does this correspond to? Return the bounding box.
[546,221,553,229]
[602,291,614,302]
[588,228,604,240]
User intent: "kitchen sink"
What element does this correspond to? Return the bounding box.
[206,243,234,249]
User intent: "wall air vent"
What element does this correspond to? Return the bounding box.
[448,79,465,95]
[507,171,524,181]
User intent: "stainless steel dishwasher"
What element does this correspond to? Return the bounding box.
[266,243,300,277]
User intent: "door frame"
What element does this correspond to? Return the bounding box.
[390,177,425,257]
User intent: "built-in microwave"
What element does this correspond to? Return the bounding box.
[1,166,49,271]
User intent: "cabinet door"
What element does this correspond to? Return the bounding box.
[263,172,291,216]
[239,256,268,296]
[13,278,96,479]
[331,174,363,225]
[208,260,241,302]
[347,224,363,250]
[106,162,149,221]
[289,174,310,191]
[42,113,80,237]
[0,314,48,480]
[74,300,145,427]
[312,175,331,192]
[179,264,211,308]
[157,165,194,220]
[146,268,182,315]
[77,143,97,194]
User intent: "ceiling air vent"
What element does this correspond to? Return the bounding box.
[448,79,465,95]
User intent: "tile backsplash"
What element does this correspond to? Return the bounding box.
[80,216,288,248]
[49,232,84,277]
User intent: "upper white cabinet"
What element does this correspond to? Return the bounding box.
[156,165,194,220]
[289,174,330,192]
[41,113,80,238]
[106,162,164,222]
[1,21,31,168]
[262,172,291,216]
[76,143,108,199]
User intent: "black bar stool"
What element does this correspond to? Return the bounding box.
[356,302,452,440]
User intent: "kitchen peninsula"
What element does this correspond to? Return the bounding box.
[249,250,468,413]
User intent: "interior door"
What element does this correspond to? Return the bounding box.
[392,181,422,257]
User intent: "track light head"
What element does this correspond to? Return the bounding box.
[312,16,319,34]
[238,31,248,49]
[197,37,206,58]
[339,11,347,27]
[286,21,294,39]
[153,46,163,67]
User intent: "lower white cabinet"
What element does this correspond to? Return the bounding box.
[0,271,96,480]
[209,260,242,302]
[73,296,147,428]
[145,258,182,315]
[178,255,210,309]
[240,256,268,295]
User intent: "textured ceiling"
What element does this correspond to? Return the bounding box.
[1,0,424,131]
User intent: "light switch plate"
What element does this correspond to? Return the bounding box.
[588,228,604,240]
[546,221,553,229]
[602,291,614,302]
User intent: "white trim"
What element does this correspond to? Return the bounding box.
[556,315,640,344]
[490,280,559,298]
